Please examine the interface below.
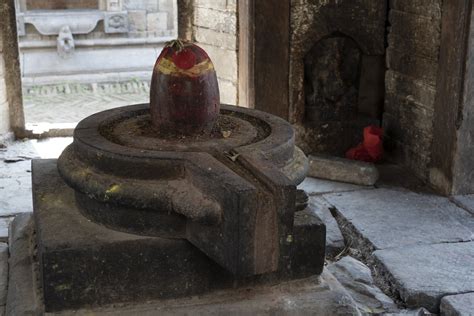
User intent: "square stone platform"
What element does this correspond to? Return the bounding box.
[24,159,327,313]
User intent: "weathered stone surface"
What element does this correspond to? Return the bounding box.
[53,270,361,315]
[385,71,437,111]
[374,242,474,312]
[307,197,345,258]
[298,176,370,196]
[217,79,237,105]
[387,49,439,86]
[327,256,398,314]
[33,159,233,312]
[389,10,440,57]
[0,243,7,307]
[6,213,43,315]
[0,217,13,243]
[292,208,326,277]
[325,189,474,250]
[198,43,237,82]
[146,12,168,32]
[384,308,432,315]
[128,10,147,32]
[308,154,379,186]
[452,194,474,216]
[0,176,32,216]
[194,0,229,11]
[290,0,387,125]
[194,26,237,50]
[383,0,442,182]
[440,292,474,316]
[390,0,442,19]
[193,7,236,34]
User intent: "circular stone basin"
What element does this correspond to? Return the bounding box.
[58,104,308,239]
[100,108,268,153]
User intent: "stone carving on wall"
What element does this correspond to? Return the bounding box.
[14,0,129,37]
[57,26,75,59]
[104,12,129,33]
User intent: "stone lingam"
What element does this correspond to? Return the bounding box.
[10,41,342,314]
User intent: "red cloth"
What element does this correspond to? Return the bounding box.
[346,125,383,162]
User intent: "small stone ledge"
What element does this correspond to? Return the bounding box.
[440,292,474,316]
[6,213,43,316]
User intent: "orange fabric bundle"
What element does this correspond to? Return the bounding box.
[346,125,383,162]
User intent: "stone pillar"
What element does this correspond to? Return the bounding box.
[430,1,474,195]
[0,0,25,138]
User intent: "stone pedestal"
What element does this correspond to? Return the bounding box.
[21,103,327,312]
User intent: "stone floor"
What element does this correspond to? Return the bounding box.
[0,137,473,314]
[23,81,149,124]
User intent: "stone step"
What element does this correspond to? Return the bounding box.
[323,188,474,312]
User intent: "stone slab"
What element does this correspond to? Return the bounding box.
[307,154,379,186]
[440,292,474,316]
[307,196,345,258]
[0,242,7,307]
[51,270,360,315]
[327,256,398,314]
[324,189,474,250]
[0,217,14,243]
[374,242,474,312]
[0,138,73,216]
[6,213,43,315]
[292,208,326,277]
[298,177,370,196]
[452,194,474,216]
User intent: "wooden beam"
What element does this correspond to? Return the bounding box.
[430,0,474,195]
[238,0,291,120]
[0,0,26,138]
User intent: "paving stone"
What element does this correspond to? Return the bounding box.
[324,189,474,250]
[307,196,345,258]
[298,177,370,196]
[0,177,33,215]
[374,242,474,312]
[384,308,432,315]
[23,84,149,124]
[0,138,72,216]
[452,194,474,216]
[0,218,13,243]
[0,243,7,306]
[440,292,474,316]
[327,256,398,314]
[308,154,379,186]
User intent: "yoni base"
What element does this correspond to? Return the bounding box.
[6,210,355,315]
[27,159,325,312]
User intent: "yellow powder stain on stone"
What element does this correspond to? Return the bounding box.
[105,184,120,195]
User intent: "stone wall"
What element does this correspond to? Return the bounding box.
[383,0,442,180]
[289,0,387,155]
[17,0,177,85]
[191,0,238,105]
[0,33,11,137]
